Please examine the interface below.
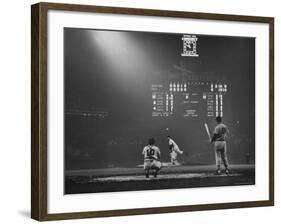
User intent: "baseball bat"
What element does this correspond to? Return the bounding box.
[204,123,211,142]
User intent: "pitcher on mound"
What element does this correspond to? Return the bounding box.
[167,136,183,165]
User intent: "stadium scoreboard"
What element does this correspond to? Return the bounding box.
[152,82,228,118]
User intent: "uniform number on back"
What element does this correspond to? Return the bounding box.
[147,148,155,157]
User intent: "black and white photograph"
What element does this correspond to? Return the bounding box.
[64,28,255,194]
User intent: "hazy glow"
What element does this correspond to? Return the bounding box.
[88,31,153,82]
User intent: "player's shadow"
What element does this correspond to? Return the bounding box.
[18,210,30,218]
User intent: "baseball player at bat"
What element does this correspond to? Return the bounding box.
[210,116,230,175]
[167,136,183,165]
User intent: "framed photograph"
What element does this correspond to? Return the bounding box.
[31,2,274,221]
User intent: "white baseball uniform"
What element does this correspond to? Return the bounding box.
[168,138,183,164]
[142,145,161,170]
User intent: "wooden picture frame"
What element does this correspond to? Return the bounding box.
[31,2,274,221]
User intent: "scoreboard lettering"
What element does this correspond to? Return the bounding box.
[151,82,227,118]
